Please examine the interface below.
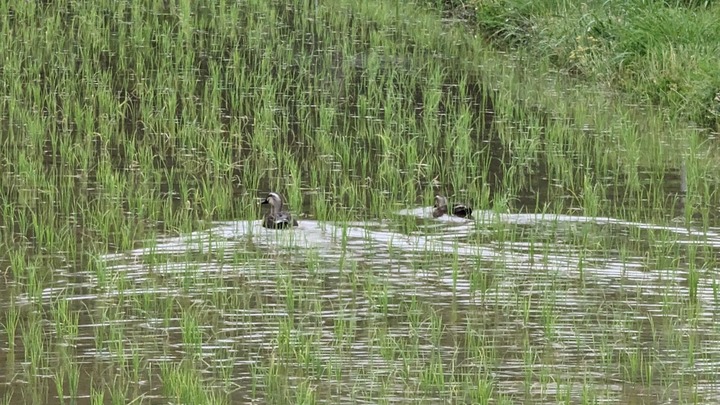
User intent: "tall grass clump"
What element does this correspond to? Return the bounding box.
[469,0,720,131]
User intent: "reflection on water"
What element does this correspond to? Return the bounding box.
[7,205,717,403]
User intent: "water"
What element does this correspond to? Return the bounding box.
[5,203,718,403]
[1,1,718,404]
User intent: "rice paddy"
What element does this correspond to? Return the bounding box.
[2,0,720,404]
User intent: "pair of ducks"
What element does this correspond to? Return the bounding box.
[260,192,472,229]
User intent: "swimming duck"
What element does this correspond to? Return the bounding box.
[433,195,473,218]
[261,192,298,229]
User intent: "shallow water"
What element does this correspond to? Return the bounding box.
[1,1,719,404]
[5,205,719,404]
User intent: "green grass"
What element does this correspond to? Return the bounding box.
[465,0,720,131]
[0,0,719,404]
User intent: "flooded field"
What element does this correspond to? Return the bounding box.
[2,0,720,404]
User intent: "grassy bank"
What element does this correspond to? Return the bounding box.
[450,0,720,131]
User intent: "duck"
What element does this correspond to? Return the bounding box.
[261,192,299,229]
[432,195,473,219]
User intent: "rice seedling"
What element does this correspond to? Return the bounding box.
[1,0,719,403]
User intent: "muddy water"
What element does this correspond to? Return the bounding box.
[1,2,719,404]
[7,204,713,404]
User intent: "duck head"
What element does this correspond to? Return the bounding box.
[433,195,448,217]
[261,192,284,213]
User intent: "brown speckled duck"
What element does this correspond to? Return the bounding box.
[261,192,299,229]
[432,195,473,219]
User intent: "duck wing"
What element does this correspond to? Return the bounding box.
[263,213,298,229]
[451,204,472,218]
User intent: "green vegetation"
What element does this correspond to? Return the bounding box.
[0,0,719,404]
[456,0,720,130]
